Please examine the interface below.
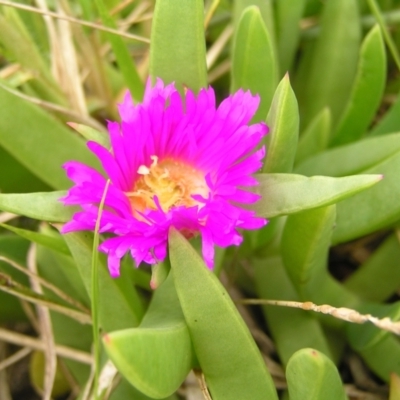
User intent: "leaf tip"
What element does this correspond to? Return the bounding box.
[67,121,78,130]
[103,334,111,344]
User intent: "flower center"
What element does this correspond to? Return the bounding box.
[126,155,209,213]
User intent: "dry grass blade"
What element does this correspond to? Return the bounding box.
[0,0,150,43]
[96,360,118,399]
[35,0,61,82]
[70,23,114,113]
[109,0,136,16]
[241,299,400,336]
[0,272,91,324]
[56,2,87,115]
[27,244,56,400]
[0,347,32,371]
[0,212,18,224]
[0,81,105,131]
[206,24,233,69]
[0,343,12,400]
[118,1,151,30]
[183,371,205,400]
[208,59,230,83]
[205,0,221,28]
[20,299,41,333]
[81,364,95,400]
[0,63,21,79]
[0,327,93,364]
[193,370,212,400]
[0,255,90,313]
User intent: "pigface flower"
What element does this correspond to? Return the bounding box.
[61,79,267,277]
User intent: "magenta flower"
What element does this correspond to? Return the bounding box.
[61,79,267,277]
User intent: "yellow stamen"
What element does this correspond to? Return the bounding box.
[126,156,208,214]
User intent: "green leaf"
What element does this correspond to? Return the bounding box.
[0,235,29,321]
[103,273,193,399]
[110,377,179,400]
[0,146,50,193]
[0,224,70,255]
[232,0,276,53]
[0,85,100,189]
[295,0,361,128]
[263,75,299,172]
[252,173,382,218]
[231,6,278,121]
[29,350,70,398]
[150,0,207,92]
[169,229,278,400]
[50,312,92,386]
[275,0,307,73]
[281,205,359,318]
[295,108,330,165]
[94,0,144,101]
[333,151,400,244]
[295,132,400,177]
[68,122,110,149]
[286,348,347,400]
[253,256,334,365]
[63,231,144,331]
[331,25,386,146]
[37,247,90,307]
[0,191,74,222]
[344,234,400,302]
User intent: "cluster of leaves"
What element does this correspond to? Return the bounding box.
[1,0,400,399]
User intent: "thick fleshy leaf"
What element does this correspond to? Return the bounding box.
[331,25,386,146]
[231,6,278,121]
[68,123,110,149]
[0,85,99,189]
[48,312,92,386]
[295,132,400,177]
[37,246,90,307]
[169,229,278,400]
[253,173,382,218]
[150,0,207,92]
[344,234,400,302]
[263,75,299,173]
[63,231,144,331]
[232,0,276,46]
[0,191,73,222]
[253,256,334,365]
[275,0,307,73]
[295,0,360,128]
[333,151,400,244]
[286,349,347,400]
[110,378,179,400]
[281,205,359,326]
[0,224,70,255]
[0,146,50,193]
[295,108,330,165]
[103,273,193,399]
